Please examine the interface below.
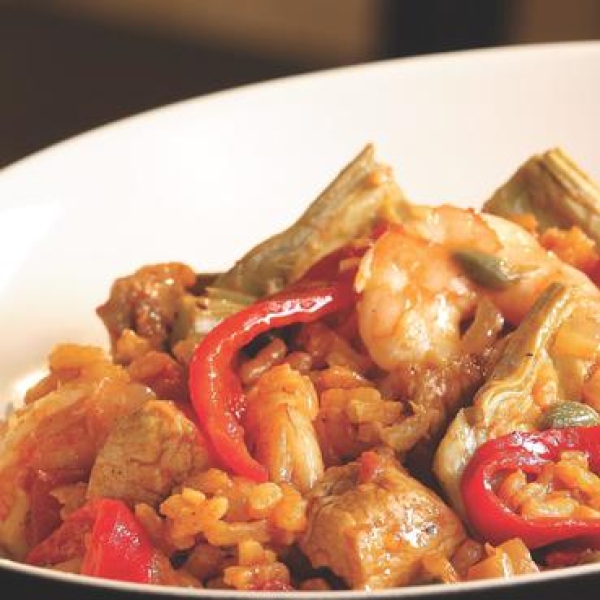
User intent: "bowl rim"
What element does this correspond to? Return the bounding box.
[3,40,600,596]
[1,39,600,176]
[3,557,600,598]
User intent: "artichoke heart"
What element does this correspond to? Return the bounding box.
[434,283,576,514]
[170,146,409,352]
[484,148,600,244]
[215,144,409,297]
[170,284,256,355]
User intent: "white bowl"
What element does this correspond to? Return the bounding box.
[1,42,600,599]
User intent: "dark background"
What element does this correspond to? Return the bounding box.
[1,0,599,168]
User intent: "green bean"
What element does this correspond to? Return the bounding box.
[452,250,520,290]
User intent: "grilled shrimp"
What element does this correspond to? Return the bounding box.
[0,345,154,559]
[356,205,597,372]
[481,214,597,323]
[244,364,324,492]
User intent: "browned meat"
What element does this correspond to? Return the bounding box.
[0,344,154,559]
[300,450,465,590]
[96,262,196,357]
[87,400,211,507]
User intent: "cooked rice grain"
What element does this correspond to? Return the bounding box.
[240,338,288,387]
[159,470,307,554]
[160,489,228,549]
[298,322,372,373]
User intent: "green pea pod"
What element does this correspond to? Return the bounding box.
[484,148,600,244]
[453,250,520,290]
[539,401,600,430]
[214,145,409,297]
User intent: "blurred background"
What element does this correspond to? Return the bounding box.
[1,0,599,168]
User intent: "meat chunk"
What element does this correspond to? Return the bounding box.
[96,262,196,357]
[87,400,211,507]
[300,451,465,589]
[0,344,153,559]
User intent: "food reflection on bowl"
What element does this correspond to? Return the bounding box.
[3,135,600,595]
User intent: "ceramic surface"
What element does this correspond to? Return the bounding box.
[1,42,600,598]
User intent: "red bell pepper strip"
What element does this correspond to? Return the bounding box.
[299,244,366,283]
[461,426,600,549]
[297,221,392,284]
[81,498,156,582]
[188,278,356,482]
[543,546,587,569]
[27,498,156,584]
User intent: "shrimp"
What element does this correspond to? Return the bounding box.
[480,214,598,324]
[244,364,324,493]
[354,205,600,457]
[0,344,154,559]
[356,205,598,372]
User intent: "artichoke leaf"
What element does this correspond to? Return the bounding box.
[175,146,408,348]
[433,283,574,514]
[215,144,409,297]
[484,148,600,244]
[169,285,256,353]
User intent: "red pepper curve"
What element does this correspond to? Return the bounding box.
[188,279,356,482]
[461,426,600,549]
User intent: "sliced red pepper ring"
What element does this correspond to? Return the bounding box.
[461,426,600,550]
[188,279,357,482]
[187,231,395,483]
[27,498,156,584]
